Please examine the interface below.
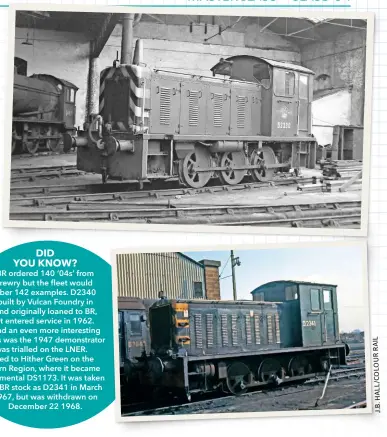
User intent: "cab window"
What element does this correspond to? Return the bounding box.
[129,314,142,336]
[299,74,309,100]
[310,288,321,311]
[253,61,271,87]
[274,69,295,97]
[323,289,332,310]
[65,87,75,103]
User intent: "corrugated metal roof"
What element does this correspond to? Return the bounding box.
[251,279,337,294]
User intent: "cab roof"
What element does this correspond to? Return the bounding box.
[251,280,337,294]
[211,55,315,76]
[31,74,79,90]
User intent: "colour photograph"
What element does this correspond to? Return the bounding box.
[4,6,374,235]
[112,242,371,421]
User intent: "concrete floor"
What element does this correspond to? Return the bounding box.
[10,153,362,208]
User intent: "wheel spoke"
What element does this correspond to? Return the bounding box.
[179,148,213,188]
[218,151,246,186]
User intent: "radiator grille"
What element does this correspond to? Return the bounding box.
[194,314,203,348]
[221,314,228,346]
[160,87,171,125]
[189,90,200,127]
[275,312,281,344]
[237,96,246,128]
[245,314,252,345]
[231,314,238,346]
[206,314,214,348]
[213,93,223,127]
[267,314,274,344]
[254,314,261,344]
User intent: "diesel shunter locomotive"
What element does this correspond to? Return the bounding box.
[73,40,317,187]
[120,281,349,401]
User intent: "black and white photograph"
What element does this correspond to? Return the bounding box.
[112,242,371,421]
[4,6,374,235]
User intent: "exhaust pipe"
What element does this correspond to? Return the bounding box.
[132,39,144,66]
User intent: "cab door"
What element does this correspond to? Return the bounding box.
[124,310,146,361]
[301,287,323,347]
[298,74,310,135]
[63,86,76,128]
[272,68,298,137]
[322,288,337,344]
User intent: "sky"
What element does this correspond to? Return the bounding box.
[184,245,367,333]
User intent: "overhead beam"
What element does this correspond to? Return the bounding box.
[146,14,165,25]
[20,11,50,19]
[260,17,279,33]
[324,20,367,31]
[91,13,119,58]
[286,20,327,37]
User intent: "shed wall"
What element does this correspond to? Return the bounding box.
[116,253,206,299]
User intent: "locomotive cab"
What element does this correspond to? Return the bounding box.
[31,74,78,129]
[252,280,345,351]
[211,55,314,139]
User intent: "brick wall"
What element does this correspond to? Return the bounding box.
[200,260,221,300]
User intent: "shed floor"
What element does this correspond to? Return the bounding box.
[10,153,362,208]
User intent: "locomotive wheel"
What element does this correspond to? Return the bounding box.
[288,356,310,377]
[257,358,284,384]
[24,140,39,155]
[250,146,277,182]
[47,138,64,153]
[218,151,246,185]
[225,361,251,396]
[178,148,213,188]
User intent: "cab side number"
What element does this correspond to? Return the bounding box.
[277,122,291,129]
[303,320,317,327]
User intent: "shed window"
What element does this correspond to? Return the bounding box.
[194,281,204,298]
[274,70,295,97]
[323,289,332,310]
[310,288,321,311]
[129,314,142,336]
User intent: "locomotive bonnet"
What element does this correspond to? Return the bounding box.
[74,39,317,187]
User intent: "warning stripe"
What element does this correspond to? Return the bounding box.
[99,67,115,113]
[99,64,151,131]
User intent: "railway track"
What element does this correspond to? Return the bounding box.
[10,177,297,199]
[9,198,362,227]
[11,164,83,183]
[122,366,366,416]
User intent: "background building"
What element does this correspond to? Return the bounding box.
[116,252,221,300]
[15,13,366,153]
